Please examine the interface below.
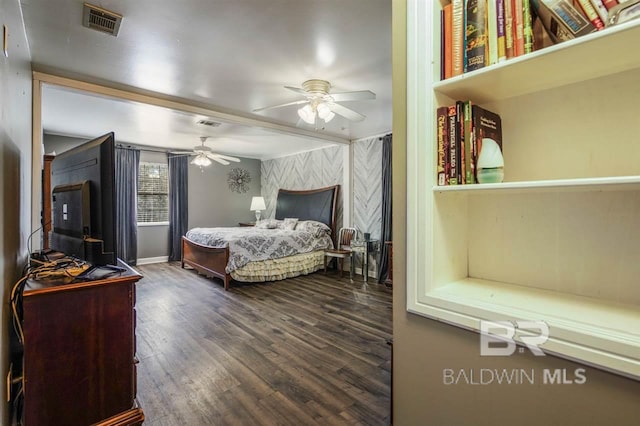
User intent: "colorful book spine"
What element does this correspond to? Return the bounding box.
[444,3,453,79]
[436,107,449,185]
[440,10,445,80]
[497,0,507,62]
[504,0,515,58]
[452,0,465,76]
[463,101,475,184]
[602,0,619,10]
[576,0,606,29]
[512,0,525,57]
[465,0,487,72]
[487,0,499,65]
[456,101,465,184]
[447,105,458,185]
[523,0,534,53]
[589,0,610,24]
[531,0,597,44]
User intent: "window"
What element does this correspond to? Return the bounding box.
[137,162,169,224]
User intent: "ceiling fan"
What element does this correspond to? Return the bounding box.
[253,79,376,124]
[169,137,241,167]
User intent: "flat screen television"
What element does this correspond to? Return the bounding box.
[49,132,117,266]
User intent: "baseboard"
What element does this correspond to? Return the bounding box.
[136,256,169,265]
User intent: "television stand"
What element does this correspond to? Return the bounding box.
[16,259,144,425]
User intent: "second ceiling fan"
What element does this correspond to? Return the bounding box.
[170,137,240,167]
[253,79,376,124]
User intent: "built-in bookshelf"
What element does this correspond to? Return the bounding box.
[407,1,640,379]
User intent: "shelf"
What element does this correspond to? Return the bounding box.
[433,19,640,104]
[433,176,640,194]
[413,278,640,379]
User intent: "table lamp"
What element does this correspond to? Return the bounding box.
[250,196,266,222]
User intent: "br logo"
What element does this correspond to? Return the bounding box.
[480,320,549,356]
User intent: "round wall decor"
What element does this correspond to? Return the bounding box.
[227,168,251,193]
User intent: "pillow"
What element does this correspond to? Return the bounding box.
[282,218,299,231]
[255,218,281,229]
[296,220,331,237]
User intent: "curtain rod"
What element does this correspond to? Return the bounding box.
[116,143,170,154]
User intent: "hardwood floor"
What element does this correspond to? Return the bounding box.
[134,262,392,425]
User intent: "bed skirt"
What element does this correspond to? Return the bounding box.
[230,250,325,282]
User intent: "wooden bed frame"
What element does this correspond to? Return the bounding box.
[181,185,340,290]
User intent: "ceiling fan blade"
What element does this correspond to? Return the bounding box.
[253,99,308,112]
[169,151,196,155]
[284,85,309,95]
[328,103,366,122]
[212,154,241,162]
[330,90,376,102]
[206,153,230,165]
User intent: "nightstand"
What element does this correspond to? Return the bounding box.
[238,222,255,227]
[351,239,380,283]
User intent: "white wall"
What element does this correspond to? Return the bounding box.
[0,0,32,422]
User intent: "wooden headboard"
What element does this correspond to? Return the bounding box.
[275,185,340,240]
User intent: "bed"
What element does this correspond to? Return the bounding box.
[181,185,339,290]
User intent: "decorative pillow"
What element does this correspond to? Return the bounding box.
[296,220,331,237]
[282,218,299,231]
[255,218,281,229]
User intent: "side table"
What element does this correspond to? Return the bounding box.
[351,239,380,283]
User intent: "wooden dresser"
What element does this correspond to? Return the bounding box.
[20,260,144,425]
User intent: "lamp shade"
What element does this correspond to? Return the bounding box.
[250,196,266,211]
[297,104,316,124]
[317,102,335,122]
[191,154,212,167]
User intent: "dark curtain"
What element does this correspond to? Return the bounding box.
[168,154,189,261]
[115,147,140,265]
[378,134,392,283]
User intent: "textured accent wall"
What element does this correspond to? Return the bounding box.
[261,146,344,229]
[353,137,383,239]
[352,136,383,274]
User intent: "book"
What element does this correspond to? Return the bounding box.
[530,0,597,43]
[436,107,449,185]
[497,0,507,62]
[602,0,619,10]
[447,105,458,185]
[512,0,526,56]
[456,101,465,184]
[440,10,445,80]
[452,0,465,76]
[463,101,475,184]
[523,0,535,53]
[589,0,610,24]
[444,3,453,79]
[465,0,488,72]
[487,0,499,65]
[575,0,606,29]
[504,0,516,58]
[471,105,503,182]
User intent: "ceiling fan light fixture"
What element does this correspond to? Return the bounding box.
[191,154,212,167]
[317,102,335,122]
[298,104,316,124]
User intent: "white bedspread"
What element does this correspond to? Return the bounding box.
[185,227,333,273]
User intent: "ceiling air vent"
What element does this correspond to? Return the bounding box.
[82,3,122,36]
[197,120,222,127]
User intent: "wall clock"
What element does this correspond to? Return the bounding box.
[227,168,251,193]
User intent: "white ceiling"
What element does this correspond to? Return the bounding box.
[22,0,392,159]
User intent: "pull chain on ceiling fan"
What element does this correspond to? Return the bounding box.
[253,79,376,124]
[169,137,241,170]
